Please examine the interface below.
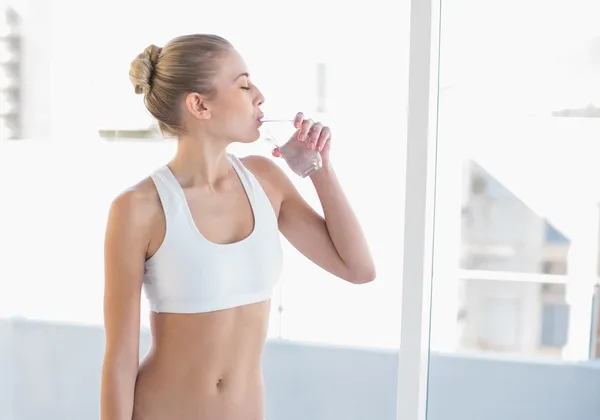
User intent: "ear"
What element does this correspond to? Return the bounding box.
[184,92,211,120]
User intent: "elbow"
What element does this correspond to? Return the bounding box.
[346,265,377,284]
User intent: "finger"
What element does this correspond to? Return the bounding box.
[297,118,313,142]
[307,123,323,150]
[316,126,331,151]
[272,147,282,157]
[293,112,304,128]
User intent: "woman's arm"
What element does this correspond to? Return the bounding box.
[272,114,375,283]
[101,189,151,420]
[244,155,375,284]
[278,161,376,284]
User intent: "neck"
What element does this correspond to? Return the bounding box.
[169,134,231,187]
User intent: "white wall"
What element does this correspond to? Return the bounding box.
[2,317,600,420]
[0,319,15,420]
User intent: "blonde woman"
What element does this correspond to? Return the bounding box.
[101,34,375,420]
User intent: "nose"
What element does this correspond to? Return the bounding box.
[254,86,265,107]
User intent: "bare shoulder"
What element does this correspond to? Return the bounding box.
[107,176,162,233]
[240,154,296,211]
[240,154,292,192]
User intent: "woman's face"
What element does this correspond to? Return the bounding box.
[199,49,265,144]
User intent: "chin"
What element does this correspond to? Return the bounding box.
[233,135,259,145]
[247,128,261,143]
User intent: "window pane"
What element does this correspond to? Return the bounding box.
[429,0,600,418]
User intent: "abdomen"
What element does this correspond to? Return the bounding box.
[133,300,270,420]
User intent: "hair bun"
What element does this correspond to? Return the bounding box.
[129,44,162,95]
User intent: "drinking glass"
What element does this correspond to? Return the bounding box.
[260,119,323,178]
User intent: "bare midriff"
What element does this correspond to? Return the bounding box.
[132,300,271,420]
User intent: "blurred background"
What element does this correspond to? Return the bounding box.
[0,0,599,419]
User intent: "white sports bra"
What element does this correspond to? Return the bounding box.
[143,154,283,313]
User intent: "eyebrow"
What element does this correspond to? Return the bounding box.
[235,72,250,81]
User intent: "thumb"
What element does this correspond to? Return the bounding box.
[272,148,282,158]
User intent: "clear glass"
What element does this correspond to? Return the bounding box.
[259,119,323,178]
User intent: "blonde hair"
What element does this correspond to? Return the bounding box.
[129,34,232,137]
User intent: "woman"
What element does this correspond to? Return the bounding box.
[101,34,375,420]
